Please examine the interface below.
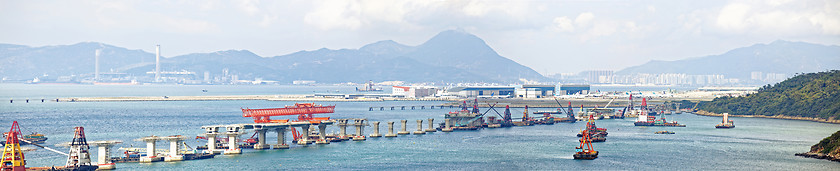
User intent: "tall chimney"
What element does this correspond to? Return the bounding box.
[95,49,101,81]
[155,45,160,82]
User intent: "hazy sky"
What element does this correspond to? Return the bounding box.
[2,0,838,74]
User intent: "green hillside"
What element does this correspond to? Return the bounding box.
[698,70,840,120]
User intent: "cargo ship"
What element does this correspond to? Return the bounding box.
[654,131,675,134]
[715,113,735,129]
[634,112,685,127]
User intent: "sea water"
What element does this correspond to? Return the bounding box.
[1,84,838,170]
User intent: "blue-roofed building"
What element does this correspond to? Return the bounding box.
[447,86,515,98]
[559,84,590,95]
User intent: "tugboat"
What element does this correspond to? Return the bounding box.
[574,129,599,160]
[715,113,735,129]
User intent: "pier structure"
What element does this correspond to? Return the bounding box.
[252,125,271,149]
[135,136,163,163]
[160,135,187,161]
[88,140,122,170]
[397,120,410,135]
[353,119,367,141]
[370,121,382,137]
[315,123,330,144]
[425,118,437,132]
[273,127,289,149]
[337,119,350,140]
[384,121,397,137]
[413,120,426,135]
[200,127,221,154]
[224,126,245,154]
[442,119,453,132]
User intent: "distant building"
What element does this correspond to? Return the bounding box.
[515,85,555,98]
[581,70,614,84]
[293,80,316,85]
[447,86,515,98]
[392,86,437,98]
[559,84,590,95]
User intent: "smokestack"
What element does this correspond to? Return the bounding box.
[155,45,160,82]
[95,49,101,81]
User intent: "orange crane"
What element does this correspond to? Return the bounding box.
[2,121,25,171]
[241,103,335,123]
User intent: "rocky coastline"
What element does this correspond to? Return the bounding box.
[694,110,840,124]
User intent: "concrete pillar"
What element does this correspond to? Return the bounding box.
[398,120,410,135]
[353,119,366,141]
[145,140,156,158]
[224,134,241,154]
[254,129,269,149]
[414,120,426,134]
[442,118,453,132]
[206,134,217,153]
[425,118,437,132]
[95,145,116,169]
[274,128,289,149]
[316,124,329,144]
[338,119,349,140]
[385,121,397,137]
[370,121,381,137]
[298,124,311,145]
[165,139,184,161]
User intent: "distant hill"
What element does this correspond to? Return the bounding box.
[0,30,548,83]
[698,70,840,120]
[618,40,840,80]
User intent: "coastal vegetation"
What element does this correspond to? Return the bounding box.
[796,130,840,162]
[698,70,840,120]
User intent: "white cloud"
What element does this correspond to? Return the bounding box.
[575,12,594,27]
[715,3,751,32]
[552,16,574,32]
[236,0,261,16]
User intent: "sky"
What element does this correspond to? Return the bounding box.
[1,0,838,74]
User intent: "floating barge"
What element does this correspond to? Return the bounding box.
[715,113,735,129]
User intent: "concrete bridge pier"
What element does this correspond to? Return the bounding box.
[442,119,453,132]
[413,120,426,135]
[273,128,289,149]
[254,127,270,149]
[353,119,366,141]
[370,121,382,137]
[385,121,397,137]
[425,118,437,132]
[398,120,410,135]
[316,123,329,144]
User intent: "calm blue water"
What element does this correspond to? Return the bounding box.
[1,84,838,170]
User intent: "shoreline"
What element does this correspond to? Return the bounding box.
[694,110,840,124]
[795,152,840,163]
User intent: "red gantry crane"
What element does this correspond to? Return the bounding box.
[241,103,335,123]
[2,121,25,171]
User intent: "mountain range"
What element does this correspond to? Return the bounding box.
[1,31,839,84]
[618,40,840,81]
[0,30,548,83]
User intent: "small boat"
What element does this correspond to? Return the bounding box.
[654,131,675,134]
[715,113,735,129]
[22,132,47,144]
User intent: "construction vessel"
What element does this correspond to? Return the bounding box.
[576,115,607,142]
[438,100,483,131]
[654,131,675,134]
[634,112,685,127]
[715,113,735,129]
[573,129,598,160]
